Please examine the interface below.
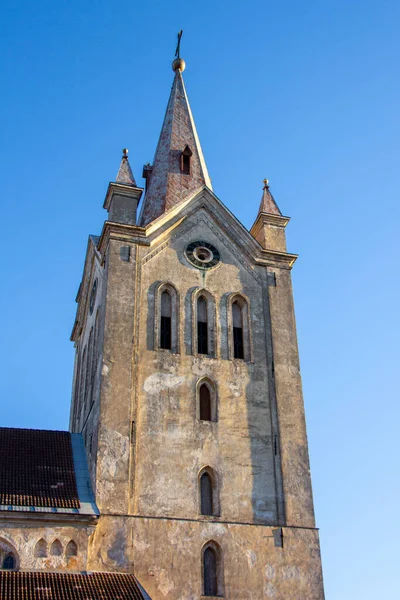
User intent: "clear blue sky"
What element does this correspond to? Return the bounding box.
[1,1,399,597]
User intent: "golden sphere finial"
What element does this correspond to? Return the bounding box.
[172,57,186,72]
[263,178,269,188]
[122,148,128,158]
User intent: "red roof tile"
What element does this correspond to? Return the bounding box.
[0,571,146,600]
[0,428,79,509]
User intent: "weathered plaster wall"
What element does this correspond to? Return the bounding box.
[87,515,324,599]
[267,268,315,528]
[94,238,137,513]
[0,521,91,571]
[70,238,105,486]
[132,212,279,525]
[77,196,323,598]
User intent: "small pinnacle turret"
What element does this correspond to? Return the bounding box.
[258,179,282,216]
[250,179,289,251]
[103,150,143,225]
[115,148,137,187]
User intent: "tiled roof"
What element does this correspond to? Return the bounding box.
[0,571,146,600]
[0,428,79,509]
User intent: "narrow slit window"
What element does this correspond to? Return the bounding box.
[200,472,213,515]
[203,546,218,596]
[232,301,244,359]
[180,145,192,174]
[2,554,15,570]
[160,291,172,349]
[197,296,208,354]
[200,384,211,421]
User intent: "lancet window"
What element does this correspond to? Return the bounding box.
[192,289,216,357]
[155,283,179,353]
[197,296,208,354]
[228,294,251,361]
[202,542,222,597]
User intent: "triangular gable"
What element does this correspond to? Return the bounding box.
[144,186,261,258]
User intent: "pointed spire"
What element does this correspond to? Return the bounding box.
[258,179,282,216]
[139,55,212,226]
[115,149,137,186]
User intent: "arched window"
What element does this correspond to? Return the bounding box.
[66,540,78,557]
[50,539,62,556]
[199,384,211,421]
[34,539,47,558]
[200,472,213,515]
[197,379,217,422]
[198,467,219,517]
[202,543,222,597]
[160,291,172,349]
[232,301,244,359]
[228,294,252,361]
[155,283,179,353]
[197,296,208,354]
[180,145,192,174]
[192,289,217,358]
[2,554,15,570]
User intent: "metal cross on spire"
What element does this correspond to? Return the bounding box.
[175,30,183,58]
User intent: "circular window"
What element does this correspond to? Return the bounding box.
[185,241,220,269]
[89,279,98,315]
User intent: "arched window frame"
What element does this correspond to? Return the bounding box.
[196,378,217,422]
[201,540,223,597]
[180,145,192,174]
[154,282,180,354]
[191,288,217,358]
[0,538,19,571]
[66,540,78,557]
[198,466,220,517]
[50,539,63,557]
[34,538,47,558]
[227,293,252,362]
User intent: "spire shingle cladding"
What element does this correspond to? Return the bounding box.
[0,428,79,509]
[0,572,146,600]
[140,69,212,226]
[258,180,282,216]
[115,151,137,186]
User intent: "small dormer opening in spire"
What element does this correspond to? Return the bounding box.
[180,145,192,175]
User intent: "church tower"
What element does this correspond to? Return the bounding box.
[70,52,324,599]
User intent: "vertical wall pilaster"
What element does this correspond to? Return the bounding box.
[268,267,315,527]
[95,238,136,513]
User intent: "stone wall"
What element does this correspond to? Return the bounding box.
[0,521,92,571]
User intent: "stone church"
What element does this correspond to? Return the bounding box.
[0,51,325,599]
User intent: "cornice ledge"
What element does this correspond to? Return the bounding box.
[103,182,144,210]
[250,212,290,237]
[97,221,149,255]
[0,511,98,526]
[255,248,298,269]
